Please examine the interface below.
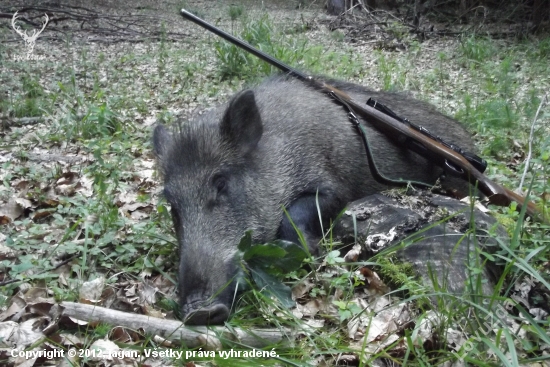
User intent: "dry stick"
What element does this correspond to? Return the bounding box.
[518,94,548,193]
[0,8,188,42]
[60,302,291,349]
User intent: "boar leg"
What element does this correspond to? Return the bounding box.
[279,194,340,256]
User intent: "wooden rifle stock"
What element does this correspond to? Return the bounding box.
[180,9,545,222]
[326,86,542,220]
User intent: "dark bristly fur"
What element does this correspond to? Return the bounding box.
[153,75,475,325]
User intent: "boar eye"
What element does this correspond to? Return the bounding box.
[212,174,227,195]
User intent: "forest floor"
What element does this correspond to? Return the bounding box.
[1,0,549,366]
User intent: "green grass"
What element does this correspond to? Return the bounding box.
[214,15,364,81]
[0,5,549,367]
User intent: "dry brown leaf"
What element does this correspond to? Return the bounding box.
[0,241,16,262]
[359,267,391,294]
[79,277,105,304]
[66,316,88,326]
[10,317,51,349]
[27,302,54,318]
[125,284,137,297]
[360,333,400,355]
[446,328,469,354]
[139,268,153,279]
[0,199,25,223]
[56,171,79,185]
[291,307,303,319]
[530,307,549,320]
[88,339,120,362]
[130,208,152,220]
[152,275,175,295]
[13,180,30,192]
[0,321,18,347]
[31,209,55,221]
[55,184,76,196]
[362,303,407,345]
[138,282,158,305]
[57,332,84,348]
[54,264,72,287]
[142,305,164,319]
[22,287,49,302]
[113,288,140,311]
[415,311,445,344]
[297,299,321,318]
[110,326,141,343]
[13,198,32,210]
[0,296,27,322]
[292,279,315,300]
[116,191,138,206]
[344,244,362,262]
[76,176,94,197]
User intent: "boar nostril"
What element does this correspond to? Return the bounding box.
[184,303,230,325]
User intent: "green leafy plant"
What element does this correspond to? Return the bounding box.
[459,36,495,66]
[228,4,245,33]
[376,52,407,91]
[214,15,363,81]
[236,230,308,308]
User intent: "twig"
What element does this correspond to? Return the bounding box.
[518,94,548,193]
[0,6,189,43]
[60,302,291,349]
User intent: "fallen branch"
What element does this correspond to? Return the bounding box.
[60,302,291,349]
[0,4,190,43]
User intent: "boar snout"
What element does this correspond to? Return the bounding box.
[183,302,230,325]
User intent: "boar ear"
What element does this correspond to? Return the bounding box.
[153,124,172,159]
[220,89,263,155]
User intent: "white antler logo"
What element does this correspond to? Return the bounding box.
[11,11,49,60]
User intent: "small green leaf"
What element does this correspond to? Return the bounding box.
[237,230,253,252]
[480,251,495,261]
[269,240,307,272]
[339,309,352,322]
[250,267,294,308]
[243,243,286,261]
[326,250,344,265]
[10,261,34,275]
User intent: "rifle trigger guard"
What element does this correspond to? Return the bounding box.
[444,160,465,177]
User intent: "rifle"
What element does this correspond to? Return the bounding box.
[179,9,544,223]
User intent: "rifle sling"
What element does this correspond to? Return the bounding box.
[327,91,435,189]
